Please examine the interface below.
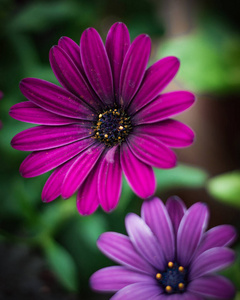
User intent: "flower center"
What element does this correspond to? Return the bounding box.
[93,108,132,147]
[156,261,188,294]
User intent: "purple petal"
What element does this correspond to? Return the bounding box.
[90,266,153,292]
[141,197,175,262]
[58,36,84,73]
[135,120,195,148]
[188,274,236,299]
[132,91,195,125]
[119,34,151,108]
[61,142,105,199]
[20,78,94,120]
[125,213,165,270]
[150,294,202,300]
[20,138,95,178]
[127,133,176,169]
[97,232,156,274]
[129,56,180,114]
[194,225,237,257]
[165,196,186,236]
[111,282,162,300]
[11,124,92,151]
[41,156,77,202]
[106,22,130,102]
[98,147,122,212]
[50,46,101,110]
[80,27,114,105]
[9,102,80,125]
[177,202,209,267]
[120,142,156,199]
[189,247,235,280]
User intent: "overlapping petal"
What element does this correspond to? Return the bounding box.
[20,138,95,177]
[90,266,152,292]
[119,34,151,107]
[106,22,130,101]
[9,102,80,125]
[20,78,94,119]
[125,213,165,270]
[11,124,92,151]
[80,27,114,105]
[98,147,122,212]
[166,196,186,236]
[127,133,176,169]
[120,143,156,198]
[135,120,194,148]
[141,197,175,262]
[188,275,236,299]
[132,91,195,125]
[129,56,180,114]
[177,202,209,266]
[50,45,100,110]
[97,232,156,274]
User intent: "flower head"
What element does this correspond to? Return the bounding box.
[10,23,195,215]
[90,196,236,299]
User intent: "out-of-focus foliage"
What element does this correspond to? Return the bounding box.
[207,170,240,208]
[159,17,240,94]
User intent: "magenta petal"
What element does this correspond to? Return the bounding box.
[165,196,186,236]
[62,142,105,199]
[90,266,152,292]
[119,34,151,108]
[106,22,130,102]
[9,102,80,125]
[188,275,236,299]
[11,124,92,151]
[120,142,156,199]
[127,134,176,169]
[132,91,195,125]
[20,78,94,120]
[41,156,77,202]
[111,282,162,300]
[76,157,104,215]
[141,197,175,262]
[135,120,195,148]
[129,56,180,114]
[125,213,165,270]
[194,225,237,257]
[20,138,94,178]
[189,247,235,280]
[58,36,84,74]
[97,232,156,274]
[80,27,114,105]
[98,147,122,212]
[50,46,100,110]
[177,202,209,267]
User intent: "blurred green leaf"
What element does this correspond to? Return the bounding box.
[43,238,78,291]
[158,19,240,94]
[155,163,208,191]
[207,171,240,207]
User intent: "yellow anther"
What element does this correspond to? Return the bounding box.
[99,114,102,118]
[119,125,124,130]
[96,132,99,135]
[155,273,162,280]
[104,134,108,138]
[168,262,174,268]
[165,286,172,293]
[178,283,184,290]
[118,137,121,139]
[178,266,184,272]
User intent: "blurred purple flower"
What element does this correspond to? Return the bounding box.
[10,23,195,215]
[90,196,236,299]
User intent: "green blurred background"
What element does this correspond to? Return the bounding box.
[0,0,240,299]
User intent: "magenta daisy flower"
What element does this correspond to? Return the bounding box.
[90,196,236,299]
[10,23,195,215]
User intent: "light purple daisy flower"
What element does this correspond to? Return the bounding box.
[10,23,195,215]
[90,196,236,299]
